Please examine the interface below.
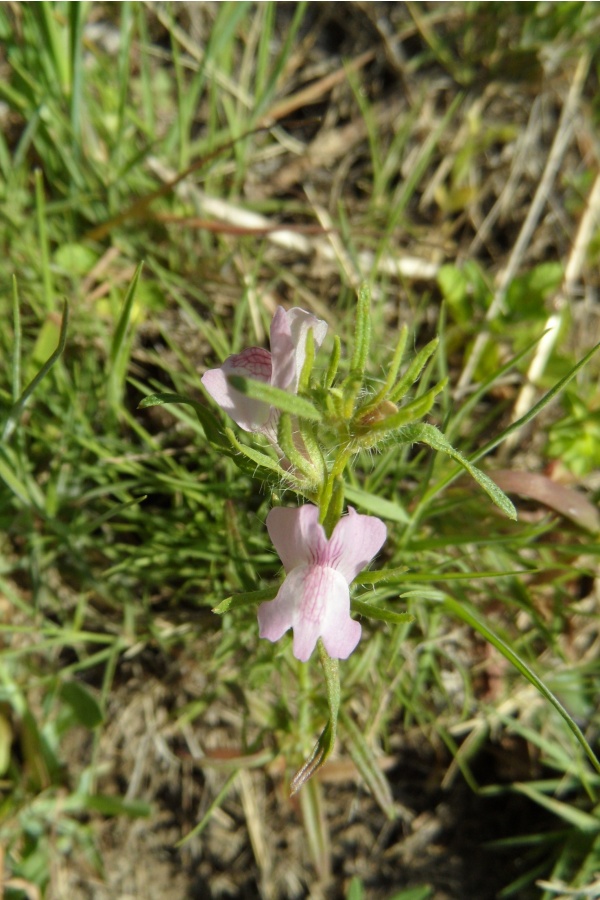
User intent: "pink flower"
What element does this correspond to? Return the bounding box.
[201,307,327,442]
[258,505,387,662]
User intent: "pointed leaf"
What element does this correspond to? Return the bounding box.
[389,337,439,403]
[400,423,517,519]
[352,599,414,625]
[350,283,372,378]
[344,485,410,524]
[213,587,277,615]
[228,375,322,421]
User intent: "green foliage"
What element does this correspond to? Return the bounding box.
[547,392,600,476]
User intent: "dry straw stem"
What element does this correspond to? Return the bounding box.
[456,52,591,397]
[147,157,439,282]
[502,170,600,455]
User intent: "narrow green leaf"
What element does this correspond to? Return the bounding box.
[108,263,143,412]
[228,375,322,421]
[352,565,409,585]
[400,423,517,520]
[344,485,410,524]
[110,261,143,367]
[68,0,86,140]
[513,782,600,832]
[387,888,433,900]
[79,495,147,536]
[35,162,53,311]
[11,276,21,402]
[78,794,151,818]
[443,595,600,776]
[352,599,414,625]
[177,771,239,846]
[212,587,277,615]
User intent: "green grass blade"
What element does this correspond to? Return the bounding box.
[443,595,600,776]
[11,276,21,402]
[2,299,69,442]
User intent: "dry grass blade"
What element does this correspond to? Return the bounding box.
[502,171,600,453]
[457,52,591,395]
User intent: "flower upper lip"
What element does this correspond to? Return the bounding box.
[201,307,327,443]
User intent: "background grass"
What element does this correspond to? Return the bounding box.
[1,3,600,899]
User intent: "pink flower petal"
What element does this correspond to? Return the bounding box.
[324,507,387,583]
[285,308,328,392]
[270,307,328,393]
[269,308,297,392]
[257,589,295,644]
[201,347,272,432]
[320,582,362,659]
[291,564,346,662]
[266,504,327,573]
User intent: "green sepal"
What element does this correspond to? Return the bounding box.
[324,335,341,389]
[290,642,340,795]
[228,375,322,421]
[350,283,372,378]
[277,414,318,483]
[352,598,414,625]
[213,586,277,615]
[297,419,327,483]
[225,427,290,481]
[340,372,364,419]
[320,476,345,538]
[399,423,517,520]
[319,447,352,524]
[139,392,230,451]
[358,323,409,417]
[356,378,447,442]
[389,336,439,403]
[297,327,315,393]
